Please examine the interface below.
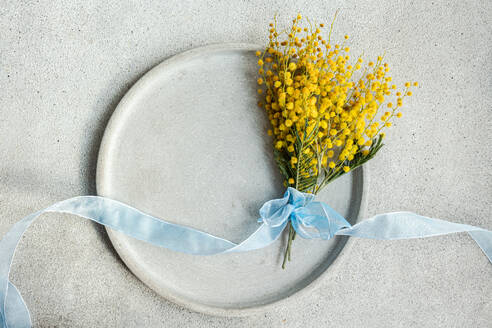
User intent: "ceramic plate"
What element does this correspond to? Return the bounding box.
[96,43,367,316]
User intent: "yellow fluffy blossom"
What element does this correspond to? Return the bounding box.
[256,13,417,197]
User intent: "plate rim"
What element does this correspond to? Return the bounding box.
[96,43,369,317]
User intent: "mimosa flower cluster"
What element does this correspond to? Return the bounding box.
[256,14,417,267]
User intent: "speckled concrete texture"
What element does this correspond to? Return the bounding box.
[0,1,491,327]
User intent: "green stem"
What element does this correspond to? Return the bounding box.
[287,229,292,262]
[282,223,295,269]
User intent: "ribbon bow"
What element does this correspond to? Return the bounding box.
[258,187,351,239]
[1,189,491,327]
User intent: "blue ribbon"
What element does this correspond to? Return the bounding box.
[1,187,491,327]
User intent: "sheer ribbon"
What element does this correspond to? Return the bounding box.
[1,187,490,327]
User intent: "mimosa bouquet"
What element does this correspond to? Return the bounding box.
[255,14,417,267]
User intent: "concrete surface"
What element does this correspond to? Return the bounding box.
[0,0,491,327]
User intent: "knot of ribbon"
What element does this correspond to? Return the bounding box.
[258,187,351,240]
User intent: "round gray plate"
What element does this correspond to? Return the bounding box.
[96,43,367,316]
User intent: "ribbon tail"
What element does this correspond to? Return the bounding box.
[225,221,287,253]
[0,210,39,328]
[4,282,31,328]
[468,230,492,263]
[46,196,238,255]
[0,196,287,328]
[336,212,492,264]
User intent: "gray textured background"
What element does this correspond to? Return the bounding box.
[1,0,491,327]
